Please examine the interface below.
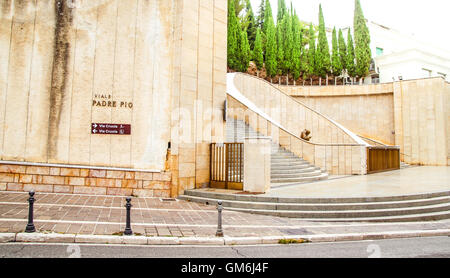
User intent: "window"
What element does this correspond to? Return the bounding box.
[376,47,384,56]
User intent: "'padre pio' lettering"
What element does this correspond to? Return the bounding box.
[92,100,133,109]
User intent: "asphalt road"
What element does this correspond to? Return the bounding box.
[0,236,449,258]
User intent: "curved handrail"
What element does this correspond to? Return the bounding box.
[228,73,368,147]
[227,73,367,147]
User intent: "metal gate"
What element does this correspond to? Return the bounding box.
[210,143,243,190]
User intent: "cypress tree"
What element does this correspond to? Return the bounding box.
[346,28,356,79]
[338,29,347,73]
[292,12,302,80]
[253,28,264,70]
[265,12,277,78]
[227,0,240,70]
[331,27,342,76]
[256,0,265,29]
[243,0,257,49]
[277,0,287,24]
[262,0,273,35]
[353,0,371,78]
[305,23,316,79]
[282,13,294,76]
[316,4,331,79]
[276,20,285,75]
[238,29,251,72]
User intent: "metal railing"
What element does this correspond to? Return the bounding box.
[367,146,400,174]
[210,143,244,190]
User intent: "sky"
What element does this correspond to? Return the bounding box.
[249,0,450,49]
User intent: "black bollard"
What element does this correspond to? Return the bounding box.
[216,200,224,237]
[25,190,36,233]
[124,197,133,235]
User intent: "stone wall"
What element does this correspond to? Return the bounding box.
[276,83,395,145]
[276,78,449,166]
[393,78,449,166]
[0,163,171,197]
[0,1,228,197]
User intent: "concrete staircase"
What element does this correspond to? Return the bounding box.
[226,118,328,185]
[178,189,450,222]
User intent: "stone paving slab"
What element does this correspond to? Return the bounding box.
[0,191,450,244]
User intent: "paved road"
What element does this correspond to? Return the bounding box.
[1,236,449,258]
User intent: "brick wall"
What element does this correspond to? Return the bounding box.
[0,164,171,197]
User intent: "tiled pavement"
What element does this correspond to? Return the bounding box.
[1,191,449,238]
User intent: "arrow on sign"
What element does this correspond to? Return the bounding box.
[93,129,97,133]
[93,123,98,128]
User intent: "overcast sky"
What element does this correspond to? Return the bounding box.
[249,0,450,49]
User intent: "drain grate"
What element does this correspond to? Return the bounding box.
[160,198,177,202]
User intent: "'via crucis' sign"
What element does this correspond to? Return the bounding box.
[91,123,131,135]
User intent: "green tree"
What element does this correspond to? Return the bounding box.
[262,0,273,35]
[253,28,264,70]
[276,20,285,75]
[346,28,356,79]
[282,13,294,76]
[316,4,331,79]
[237,29,251,72]
[292,12,303,80]
[353,0,371,78]
[277,0,287,23]
[265,12,277,78]
[331,27,342,76]
[305,23,316,79]
[227,0,240,70]
[256,0,265,29]
[338,29,347,73]
[242,0,257,49]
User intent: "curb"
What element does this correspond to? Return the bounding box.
[1,229,449,246]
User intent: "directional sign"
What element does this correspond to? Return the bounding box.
[91,123,131,135]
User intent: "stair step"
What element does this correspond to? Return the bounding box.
[271,173,329,183]
[178,195,450,212]
[224,203,450,219]
[271,170,323,179]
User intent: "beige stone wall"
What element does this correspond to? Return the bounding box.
[393,78,449,166]
[232,73,360,145]
[169,0,227,196]
[277,78,449,166]
[276,84,395,145]
[0,163,171,197]
[0,1,228,196]
[227,96,367,175]
[0,0,173,170]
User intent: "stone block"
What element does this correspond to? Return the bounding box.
[0,173,14,182]
[89,170,106,178]
[26,166,49,175]
[49,167,60,176]
[106,188,133,196]
[95,178,116,187]
[135,172,153,180]
[53,185,73,194]
[106,170,125,179]
[0,165,26,173]
[132,189,153,198]
[67,177,85,186]
[73,186,107,195]
[60,168,81,177]
[6,183,23,191]
[23,184,53,193]
[42,175,65,185]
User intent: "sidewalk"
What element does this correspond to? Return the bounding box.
[0,191,449,245]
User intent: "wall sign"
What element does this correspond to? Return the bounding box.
[91,123,131,135]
